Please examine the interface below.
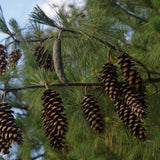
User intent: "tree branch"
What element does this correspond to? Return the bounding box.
[32,154,45,160]
[111,1,147,23]
[0,78,159,93]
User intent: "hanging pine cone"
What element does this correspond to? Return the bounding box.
[8,49,22,67]
[100,62,119,100]
[53,38,68,83]
[0,44,7,76]
[41,89,67,150]
[34,44,54,71]
[0,102,23,155]
[120,82,146,119]
[81,95,104,134]
[118,52,147,108]
[114,99,146,141]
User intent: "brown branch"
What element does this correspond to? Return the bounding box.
[13,104,29,110]
[133,58,151,79]
[0,78,159,93]
[0,83,103,92]
[107,47,112,62]
[143,77,160,84]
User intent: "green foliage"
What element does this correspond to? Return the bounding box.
[0,0,160,159]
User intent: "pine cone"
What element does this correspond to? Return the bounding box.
[8,49,22,66]
[120,83,146,119]
[0,136,11,155]
[118,52,147,108]
[34,45,54,71]
[0,44,6,50]
[0,45,7,75]
[81,95,104,134]
[0,102,23,155]
[100,62,119,100]
[53,39,68,83]
[114,99,146,141]
[41,89,67,150]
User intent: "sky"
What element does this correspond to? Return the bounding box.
[0,0,85,41]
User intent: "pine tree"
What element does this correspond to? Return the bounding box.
[0,1,160,159]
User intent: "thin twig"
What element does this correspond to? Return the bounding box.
[111,0,147,23]
[107,47,112,62]
[32,154,45,160]
[133,58,151,79]
[58,29,64,39]
[44,83,49,89]
[149,88,160,96]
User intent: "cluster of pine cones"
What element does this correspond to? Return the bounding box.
[101,52,147,141]
[0,42,148,154]
[40,52,148,151]
[41,88,105,151]
[0,102,23,154]
[0,44,22,76]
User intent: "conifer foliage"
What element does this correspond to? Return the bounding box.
[0,102,23,155]
[81,94,104,134]
[41,89,67,150]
